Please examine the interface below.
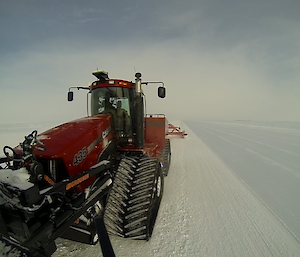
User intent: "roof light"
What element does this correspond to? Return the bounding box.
[108,80,115,84]
[119,81,127,86]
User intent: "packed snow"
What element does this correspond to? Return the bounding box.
[186,120,300,242]
[1,121,300,256]
[0,167,33,190]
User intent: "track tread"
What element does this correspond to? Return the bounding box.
[160,139,171,176]
[104,155,163,240]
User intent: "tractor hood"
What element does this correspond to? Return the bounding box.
[34,114,113,160]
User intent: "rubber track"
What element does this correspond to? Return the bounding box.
[104,156,161,240]
[161,139,171,176]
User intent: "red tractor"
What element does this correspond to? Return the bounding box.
[0,71,171,256]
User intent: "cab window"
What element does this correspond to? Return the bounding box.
[91,87,132,137]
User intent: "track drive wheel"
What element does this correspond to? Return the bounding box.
[104,155,164,240]
[161,138,171,176]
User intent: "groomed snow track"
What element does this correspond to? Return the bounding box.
[104,155,163,240]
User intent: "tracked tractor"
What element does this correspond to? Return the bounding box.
[0,71,171,256]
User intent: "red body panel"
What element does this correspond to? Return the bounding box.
[117,115,167,160]
[34,114,114,181]
[144,115,167,156]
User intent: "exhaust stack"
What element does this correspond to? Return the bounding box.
[134,72,144,149]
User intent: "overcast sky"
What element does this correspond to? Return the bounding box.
[1,0,300,124]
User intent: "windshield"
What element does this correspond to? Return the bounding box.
[91,87,132,137]
[91,87,131,116]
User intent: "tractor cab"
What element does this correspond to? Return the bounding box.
[68,70,166,149]
[88,71,137,140]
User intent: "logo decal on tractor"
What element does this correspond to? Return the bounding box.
[73,147,87,166]
[66,174,90,190]
[102,126,111,139]
[87,126,112,154]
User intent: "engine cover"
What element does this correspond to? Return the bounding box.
[32,115,114,184]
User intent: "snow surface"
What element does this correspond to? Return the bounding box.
[1,121,300,256]
[0,167,33,190]
[186,120,300,242]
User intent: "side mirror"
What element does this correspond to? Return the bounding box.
[158,87,166,98]
[68,91,74,101]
